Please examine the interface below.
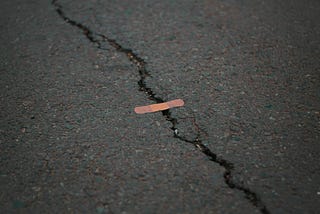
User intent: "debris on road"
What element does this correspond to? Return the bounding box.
[134,99,184,114]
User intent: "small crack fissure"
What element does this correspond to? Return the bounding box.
[52,1,269,213]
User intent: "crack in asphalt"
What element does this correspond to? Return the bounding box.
[52,1,270,213]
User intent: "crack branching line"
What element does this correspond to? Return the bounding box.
[52,1,270,213]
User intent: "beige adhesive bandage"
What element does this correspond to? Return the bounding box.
[134,99,184,114]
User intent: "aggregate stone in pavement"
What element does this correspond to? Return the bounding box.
[1,0,320,213]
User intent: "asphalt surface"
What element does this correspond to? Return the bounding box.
[1,0,319,213]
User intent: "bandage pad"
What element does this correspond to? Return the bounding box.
[134,99,184,114]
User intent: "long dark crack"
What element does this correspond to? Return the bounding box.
[52,1,270,213]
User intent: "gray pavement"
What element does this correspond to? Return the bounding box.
[1,0,319,213]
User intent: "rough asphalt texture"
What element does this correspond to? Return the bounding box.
[1,0,319,213]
